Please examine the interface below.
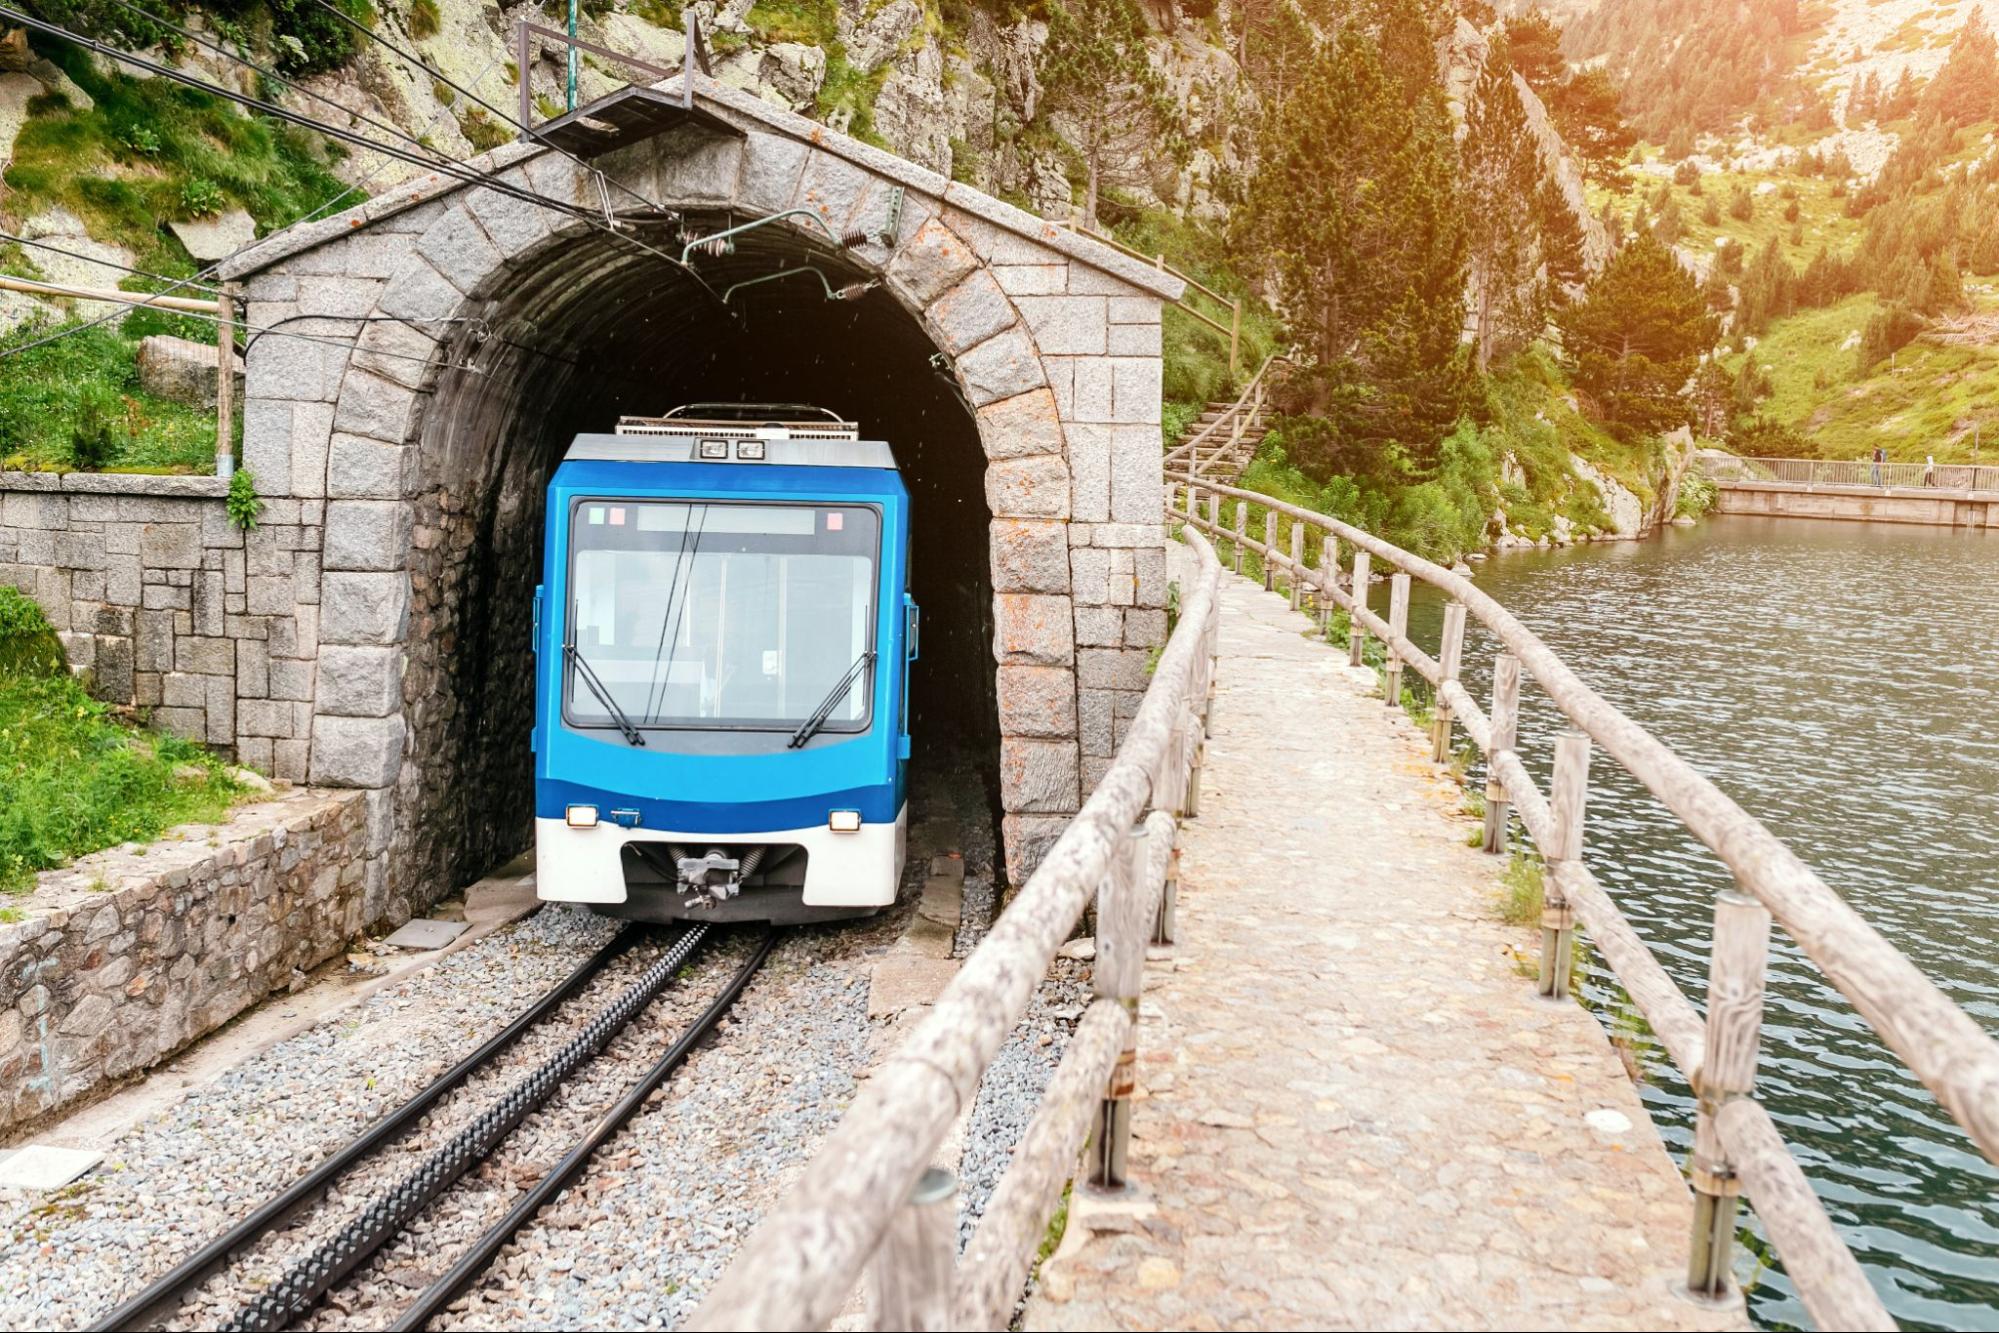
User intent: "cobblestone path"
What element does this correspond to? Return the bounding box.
[1024,558,1746,1331]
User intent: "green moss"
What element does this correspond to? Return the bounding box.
[0,671,243,892]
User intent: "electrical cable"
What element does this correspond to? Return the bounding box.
[0,232,222,293]
[0,7,727,307]
[0,6,609,226]
[0,235,475,370]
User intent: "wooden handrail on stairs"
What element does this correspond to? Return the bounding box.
[1162,351,1287,482]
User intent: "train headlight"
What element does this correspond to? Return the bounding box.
[565,804,600,829]
[735,439,766,460]
[828,810,862,833]
[697,439,729,460]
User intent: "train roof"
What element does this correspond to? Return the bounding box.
[561,434,897,470]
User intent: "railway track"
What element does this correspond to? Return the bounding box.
[90,921,776,1333]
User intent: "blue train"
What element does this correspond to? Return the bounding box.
[532,406,916,924]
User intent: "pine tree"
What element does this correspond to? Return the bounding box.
[1038,0,1174,227]
[1461,44,1548,369]
[1735,239,1797,334]
[1555,233,1718,436]
[1920,15,1999,127]
[1536,174,1588,300]
[1550,67,1637,188]
[1243,20,1470,476]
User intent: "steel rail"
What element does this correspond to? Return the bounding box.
[391,928,781,1331]
[89,924,640,1333]
[219,924,713,1332]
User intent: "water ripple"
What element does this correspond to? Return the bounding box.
[1404,515,1999,1331]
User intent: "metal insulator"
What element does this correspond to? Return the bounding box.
[840,227,873,248]
[687,233,734,258]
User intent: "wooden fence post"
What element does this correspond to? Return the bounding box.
[1688,882,1770,1299]
[1182,692,1204,819]
[1383,573,1410,709]
[1542,732,1590,999]
[1261,511,1276,590]
[1232,501,1246,575]
[1153,841,1179,946]
[1288,521,1305,611]
[1348,549,1371,667]
[1090,823,1150,1191]
[1483,653,1519,853]
[1316,539,1336,634]
[1205,490,1219,534]
[1431,603,1466,763]
[214,282,237,480]
[1229,297,1241,382]
[871,1165,958,1331]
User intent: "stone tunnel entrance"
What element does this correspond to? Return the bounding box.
[411,217,1000,893]
[211,81,1179,921]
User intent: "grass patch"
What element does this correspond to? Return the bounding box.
[746,0,839,46]
[1498,849,1544,928]
[1731,291,1999,460]
[0,319,219,473]
[0,589,242,892]
[1114,209,1282,410]
[6,41,348,256]
[816,48,891,148]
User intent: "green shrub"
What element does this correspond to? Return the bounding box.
[460,107,511,151]
[227,468,265,531]
[179,176,225,217]
[0,588,65,679]
[1674,469,1718,518]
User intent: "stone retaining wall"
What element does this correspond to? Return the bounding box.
[0,470,321,776]
[1715,481,1999,528]
[0,789,367,1132]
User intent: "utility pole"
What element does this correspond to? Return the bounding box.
[566,0,578,111]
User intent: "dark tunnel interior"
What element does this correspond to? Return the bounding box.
[406,213,1002,891]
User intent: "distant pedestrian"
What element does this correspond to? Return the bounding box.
[1872,445,1885,487]
[1923,455,1937,487]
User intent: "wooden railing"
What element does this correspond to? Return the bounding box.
[1169,475,1999,1330]
[689,530,1224,1331]
[1698,453,1999,494]
[1161,351,1286,482]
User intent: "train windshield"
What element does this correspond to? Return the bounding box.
[564,499,879,734]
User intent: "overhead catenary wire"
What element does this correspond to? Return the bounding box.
[300,52,507,223]
[0,237,481,371]
[0,7,730,308]
[0,232,223,294]
[89,0,571,207]
[0,6,618,228]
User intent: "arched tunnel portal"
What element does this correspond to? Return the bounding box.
[222,92,1178,923]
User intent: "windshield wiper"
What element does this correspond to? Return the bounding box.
[566,644,646,747]
[788,650,875,750]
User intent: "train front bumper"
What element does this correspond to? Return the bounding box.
[534,806,906,908]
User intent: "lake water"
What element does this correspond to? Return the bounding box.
[1399,515,1999,1330]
